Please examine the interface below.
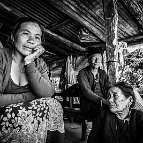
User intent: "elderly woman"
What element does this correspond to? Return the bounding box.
[87,81,143,143]
[0,17,64,143]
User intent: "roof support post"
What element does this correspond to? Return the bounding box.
[103,0,118,85]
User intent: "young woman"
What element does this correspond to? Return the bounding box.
[87,82,143,143]
[0,17,64,143]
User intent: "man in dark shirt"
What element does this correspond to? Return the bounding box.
[77,46,110,119]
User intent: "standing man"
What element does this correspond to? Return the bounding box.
[77,46,110,119]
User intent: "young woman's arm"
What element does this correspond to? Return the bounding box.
[25,58,55,98]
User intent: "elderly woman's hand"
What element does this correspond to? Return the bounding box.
[24,45,45,65]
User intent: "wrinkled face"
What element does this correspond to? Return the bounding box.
[107,87,131,114]
[13,22,42,56]
[88,53,102,69]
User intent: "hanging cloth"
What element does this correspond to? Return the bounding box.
[66,55,76,87]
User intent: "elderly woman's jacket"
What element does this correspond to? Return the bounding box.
[87,107,143,143]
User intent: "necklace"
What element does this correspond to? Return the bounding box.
[12,54,25,73]
[116,110,131,124]
[91,71,99,82]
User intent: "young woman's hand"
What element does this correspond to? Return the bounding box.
[24,45,45,65]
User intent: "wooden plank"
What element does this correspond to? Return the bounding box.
[58,23,80,42]
[72,0,106,30]
[103,0,118,85]
[63,0,105,36]
[48,18,73,31]
[117,24,129,39]
[44,41,69,56]
[7,0,49,27]
[44,28,86,52]
[118,2,140,33]
[120,34,143,43]
[76,0,138,39]
[82,42,105,48]
[48,0,106,41]
[118,16,138,36]
[46,57,65,66]
[80,0,105,22]
[127,38,143,46]
[119,0,143,32]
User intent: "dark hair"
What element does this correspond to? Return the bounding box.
[87,45,106,57]
[113,81,135,107]
[12,17,45,43]
[87,47,102,57]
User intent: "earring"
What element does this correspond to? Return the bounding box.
[126,103,130,108]
[128,98,133,108]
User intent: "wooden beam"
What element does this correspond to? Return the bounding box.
[43,27,85,51]
[119,0,143,32]
[46,56,65,66]
[0,2,25,17]
[44,41,69,55]
[103,0,118,85]
[48,18,72,31]
[48,0,106,41]
[127,39,143,46]
[119,34,143,43]
[83,42,106,48]
[117,2,141,34]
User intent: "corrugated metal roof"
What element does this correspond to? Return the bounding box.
[0,0,143,65]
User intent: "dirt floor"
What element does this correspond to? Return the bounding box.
[64,119,92,143]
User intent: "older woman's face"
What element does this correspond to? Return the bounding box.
[88,53,102,69]
[13,22,42,56]
[108,87,131,114]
